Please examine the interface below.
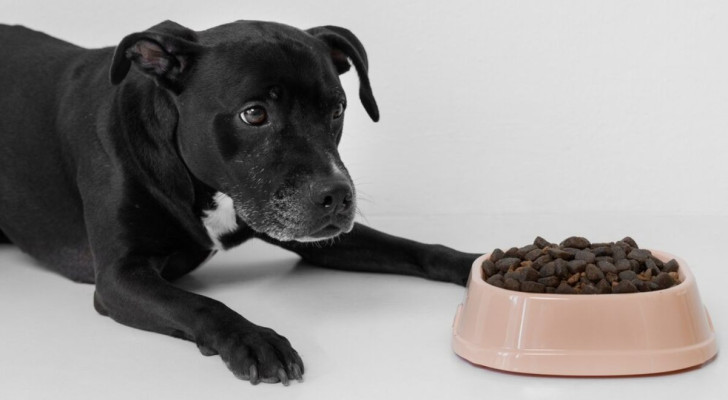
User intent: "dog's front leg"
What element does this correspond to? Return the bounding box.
[266,223,480,286]
[93,254,303,384]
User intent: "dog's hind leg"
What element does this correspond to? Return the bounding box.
[0,227,12,244]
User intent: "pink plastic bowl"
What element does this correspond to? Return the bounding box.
[452,250,717,376]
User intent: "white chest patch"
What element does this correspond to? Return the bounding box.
[202,192,239,250]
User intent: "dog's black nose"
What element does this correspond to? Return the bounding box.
[310,179,353,215]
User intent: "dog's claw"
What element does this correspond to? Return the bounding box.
[278,368,289,386]
[292,364,303,382]
[249,365,259,385]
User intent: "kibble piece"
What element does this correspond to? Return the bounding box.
[524,248,543,261]
[486,274,504,287]
[668,271,679,281]
[538,276,561,288]
[653,272,675,289]
[554,259,570,278]
[645,258,660,275]
[574,250,596,263]
[618,270,637,281]
[533,254,552,269]
[615,259,631,272]
[629,259,641,272]
[567,259,587,274]
[597,260,617,274]
[613,280,638,293]
[504,270,524,282]
[533,236,552,249]
[591,246,612,257]
[596,279,612,294]
[585,264,605,282]
[567,273,581,285]
[539,262,556,277]
[495,257,521,273]
[621,236,638,248]
[631,279,647,292]
[628,249,651,262]
[560,236,591,250]
[519,266,540,282]
[504,278,521,291]
[611,245,626,261]
[649,256,664,268]
[489,248,505,263]
[517,244,538,258]
[482,260,498,277]
[581,283,599,294]
[605,272,618,284]
[547,247,575,260]
[663,259,679,273]
[555,281,576,294]
[521,281,546,293]
[545,287,556,293]
[504,247,519,257]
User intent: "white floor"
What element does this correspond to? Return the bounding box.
[1,213,726,400]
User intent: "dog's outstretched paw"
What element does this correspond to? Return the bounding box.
[213,326,304,385]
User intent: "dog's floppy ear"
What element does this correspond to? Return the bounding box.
[307,26,379,122]
[110,20,202,93]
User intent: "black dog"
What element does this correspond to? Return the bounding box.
[0,20,478,385]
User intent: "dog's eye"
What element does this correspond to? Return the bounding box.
[240,106,267,126]
[333,102,345,119]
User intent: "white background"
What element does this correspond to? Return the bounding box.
[1,1,727,399]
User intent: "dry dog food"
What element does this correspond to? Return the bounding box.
[481,236,681,294]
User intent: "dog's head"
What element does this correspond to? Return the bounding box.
[109,20,378,242]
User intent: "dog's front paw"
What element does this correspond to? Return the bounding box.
[205,325,304,385]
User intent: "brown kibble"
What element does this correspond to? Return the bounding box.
[486,274,504,288]
[585,264,604,282]
[504,278,521,291]
[581,283,599,294]
[547,247,575,260]
[613,280,638,293]
[520,281,546,293]
[628,249,651,262]
[556,281,576,294]
[495,257,521,273]
[538,276,561,288]
[554,259,570,278]
[519,266,540,282]
[560,236,591,250]
[663,259,679,273]
[483,236,680,294]
[489,248,505,263]
[524,248,543,261]
[611,245,627,261]
[597,260,617,274]
[653,272,675,289]
[532,254,552,269]
[482,260,498,277]
[517,244,538,258]
[618,270,637,281]
[539,262,556,277]
[615,259,631,272]
[573,250,596,264]
[621,236,638,248]
[596,279,612,294]
[567,259,587,274]
[534,236,551,249]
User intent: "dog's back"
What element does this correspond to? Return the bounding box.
[0,25,109,282]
